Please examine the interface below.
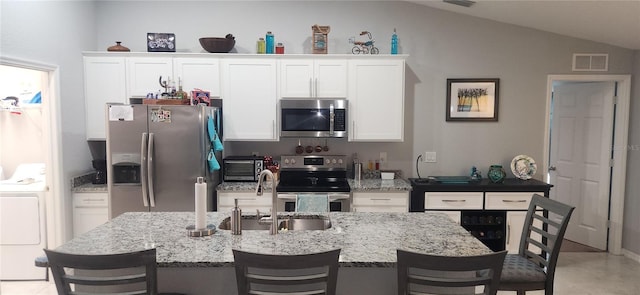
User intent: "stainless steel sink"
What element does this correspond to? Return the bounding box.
[218,215,331,231]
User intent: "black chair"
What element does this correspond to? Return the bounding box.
[233,248,341,295]
[45,248,181,295]
[498,194,575,295]
[397,249,507,295]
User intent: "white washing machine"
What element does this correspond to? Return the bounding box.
[0,163,48,280]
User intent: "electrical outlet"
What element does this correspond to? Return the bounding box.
[424,152,437,163]
[379,152,387,166]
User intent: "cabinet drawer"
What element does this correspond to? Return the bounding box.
[352,192,408,207]
[218,193,272,207]
[73,192,108,207]
[424,192,483,210]
[485,192,538,210]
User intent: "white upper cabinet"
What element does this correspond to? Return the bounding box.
[279,59,347,98]
[84,56,127,140]
[126,57,173,97]
[221,58,278,141]
[173,58,221,98]
[348,59,405,142]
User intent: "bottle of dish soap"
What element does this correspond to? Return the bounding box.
[391,28,398,55]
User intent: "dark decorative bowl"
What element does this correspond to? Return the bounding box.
[199,34,235,53]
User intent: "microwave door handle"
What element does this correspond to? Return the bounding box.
[140,133,150,207]
[148,132,156,207]
[329,103,335,136]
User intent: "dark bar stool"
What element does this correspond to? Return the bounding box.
[34,255,49,281]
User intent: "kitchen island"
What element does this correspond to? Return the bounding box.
[56,211,490,294]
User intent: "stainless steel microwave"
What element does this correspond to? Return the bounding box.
[280,99,347,138]
[222,156,264,182]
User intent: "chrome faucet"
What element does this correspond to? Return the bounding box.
[255,169,278,235]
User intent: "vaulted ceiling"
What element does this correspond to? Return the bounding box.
[410,0,640,50]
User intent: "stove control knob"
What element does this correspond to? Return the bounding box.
[325,159,330,164]
[332,159,337,164]
[290,159,296,165]
[338,159,343,164]
[284,159,290,165]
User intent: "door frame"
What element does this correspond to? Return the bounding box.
[1,56,65,249]
[543,74,631,255]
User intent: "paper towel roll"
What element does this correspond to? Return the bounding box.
[195,177,207,229]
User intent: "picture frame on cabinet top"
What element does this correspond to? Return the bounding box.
[446,78,499,121]
[147,33,176,52]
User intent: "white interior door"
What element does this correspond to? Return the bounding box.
[548,81,614,250]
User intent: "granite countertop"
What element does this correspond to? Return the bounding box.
[71,171,107,193]
[55,211,490,268]
[217,178,411,193]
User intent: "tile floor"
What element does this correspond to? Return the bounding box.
[1,252,638,295]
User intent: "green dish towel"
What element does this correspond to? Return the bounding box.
[295,194,329,212]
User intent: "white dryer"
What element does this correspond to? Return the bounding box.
[0,163,48,280]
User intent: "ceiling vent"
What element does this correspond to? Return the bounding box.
[572,53,609,72]
[443,0,476,8]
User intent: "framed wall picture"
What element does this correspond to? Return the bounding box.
[446,78,499,121]
[147,33,175,52]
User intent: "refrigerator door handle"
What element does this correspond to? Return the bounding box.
[140,132,150,207]
[148,132,156,207]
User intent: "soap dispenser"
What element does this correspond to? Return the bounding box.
[231,198,242,235]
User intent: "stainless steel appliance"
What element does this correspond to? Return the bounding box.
[106,100,222,218]
[222,156,264,182]
[280,99,347,138]
[276,155,351,212]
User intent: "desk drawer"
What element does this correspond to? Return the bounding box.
[485,192,537,210]
[425,192,483,210]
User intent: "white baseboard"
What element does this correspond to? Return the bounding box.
[621,248,640,263]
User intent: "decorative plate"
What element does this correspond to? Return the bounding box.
[510,155,537,180]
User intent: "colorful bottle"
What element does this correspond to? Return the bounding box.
[256,38,266,54]
[391,28,398,55]
[275,43,284,54]
[265,31,275,54]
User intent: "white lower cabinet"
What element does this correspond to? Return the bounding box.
[73,192,109,237]
[352,192,409,212]
[217,192,272,214]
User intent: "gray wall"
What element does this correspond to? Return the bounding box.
[0,0,96,243]
[623,50,640,254]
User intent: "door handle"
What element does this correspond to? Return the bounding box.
[548,166,557,171]
[148,132,156,207]
[141,133,149,207]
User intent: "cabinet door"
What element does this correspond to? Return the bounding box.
[126,57,173,97]
[348,59,405,141]
[506,211,543,254]
[221,58,278,141]
[352,192,408,212]
[73,192,109,237]
[84,56,126,140]
[279,59,347,98]
[314,60,347,98]
[279,59,314,98]
[173,57,221,98]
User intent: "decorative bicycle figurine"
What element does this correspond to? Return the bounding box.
[349,31,379,55]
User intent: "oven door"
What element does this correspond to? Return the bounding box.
[278,193,351,212]
[280,99,347,138]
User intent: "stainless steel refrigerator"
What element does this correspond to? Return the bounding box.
[106,100,222,218]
